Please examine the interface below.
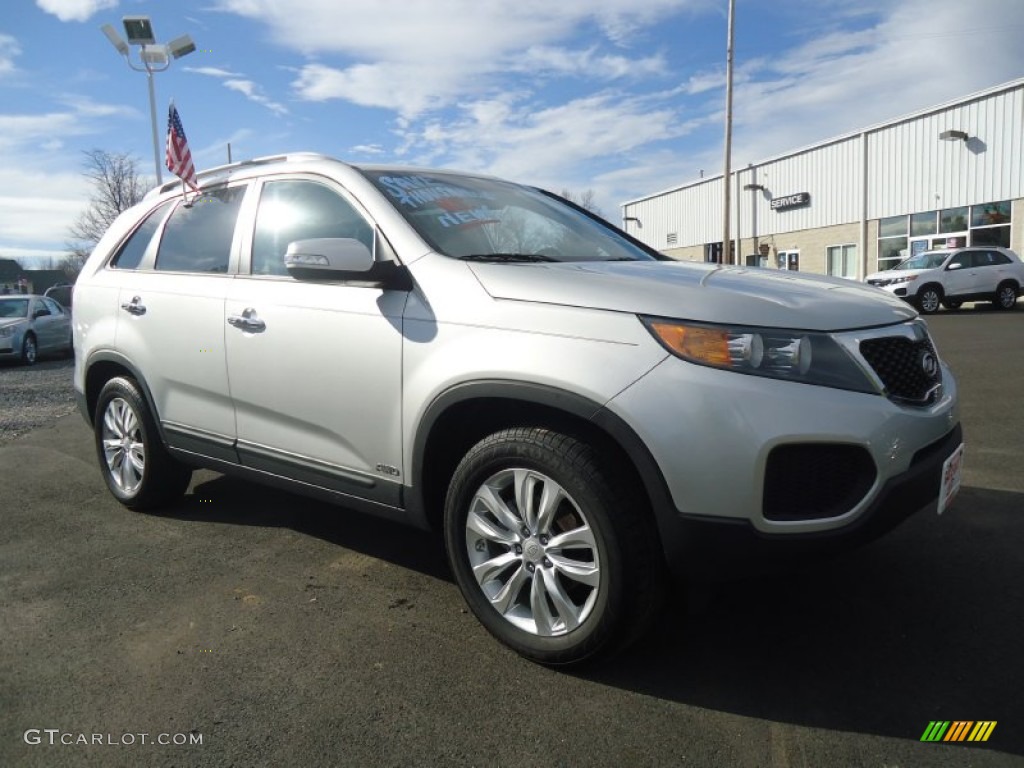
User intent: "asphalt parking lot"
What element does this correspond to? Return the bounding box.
[1,307,1022,767]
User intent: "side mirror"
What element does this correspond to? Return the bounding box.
[945,262,961,271]
[33,308,50,319]
[285,238,375,274]
[284,237,412,290]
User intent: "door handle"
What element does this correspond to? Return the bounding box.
[227,307,266,332]
[120,296,146,315]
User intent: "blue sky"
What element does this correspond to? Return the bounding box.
[3,0,1023,266]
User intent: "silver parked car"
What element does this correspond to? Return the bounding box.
[0,294,73,365]
[73,153,963,664]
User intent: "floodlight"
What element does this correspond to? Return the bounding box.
[167,34,197,59]
[122,15,155,45]
[939,129,969,142]
[101,24,129,55]
[140,46,169,67]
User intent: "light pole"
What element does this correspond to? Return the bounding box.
[721,0,736,265]
[101,16,196,185]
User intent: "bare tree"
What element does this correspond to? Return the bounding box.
[65,150,148,277]
[560,188,603,218]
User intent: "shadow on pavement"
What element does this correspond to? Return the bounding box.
[152,472,453,582]
[582,484,1024,756]
[142,470,1022,755]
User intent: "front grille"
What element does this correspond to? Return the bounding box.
[763,444,876,521]
[859,335,942,404]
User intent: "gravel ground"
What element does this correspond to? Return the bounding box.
[0,357,77,446]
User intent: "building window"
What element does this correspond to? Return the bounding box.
[970,201,1011,248]
[878,215,907,237]
[910,211,937,236]
[940,207,968,233]
[827,244,857,279]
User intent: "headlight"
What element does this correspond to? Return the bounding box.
[0,325,15,338]
[892,275,917,284]
[641,316,877,394]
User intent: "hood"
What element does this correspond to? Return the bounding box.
[469,260,917,332]
[0,317,26,329]
[865,267,929,282]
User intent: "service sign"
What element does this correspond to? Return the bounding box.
[770,192,810,211]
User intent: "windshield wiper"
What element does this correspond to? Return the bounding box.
[457,253,556,263]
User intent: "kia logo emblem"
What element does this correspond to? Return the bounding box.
[920,351,938,378]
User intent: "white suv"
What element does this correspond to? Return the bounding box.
[74,153,963,664]
[866,246,1024,314]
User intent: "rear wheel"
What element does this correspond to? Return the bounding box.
[994,281,1018,310]
[444,427,664,665]
[94,376,192,510]
[916,286,942,314]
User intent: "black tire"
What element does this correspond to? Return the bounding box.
[444,427,664,665]
[916,285,942,314]
[20,333,37,365]
[941,299,962,310]
[93,376,192,510]
[993,281,1018,311]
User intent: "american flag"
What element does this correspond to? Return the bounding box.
[166,102,199,190]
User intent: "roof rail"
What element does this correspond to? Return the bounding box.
[147,152,339,197]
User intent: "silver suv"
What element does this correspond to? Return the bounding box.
[74,153,963,664]
[865,246,1024,314]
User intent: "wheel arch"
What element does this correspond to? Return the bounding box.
[408,380,677,556]
[82,351,165,440]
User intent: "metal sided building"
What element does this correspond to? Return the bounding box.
[621,77,1023,279]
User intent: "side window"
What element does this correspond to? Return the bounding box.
[156,186,246,273]
[948,252,971,269]
[970,251,993,267]
[987,250,1011,266]
[42,298,63,315]
[251,180,374,276]
[110,201,173,270]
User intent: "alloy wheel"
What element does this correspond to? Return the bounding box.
[464,468,600,637]
[101,397,145,494]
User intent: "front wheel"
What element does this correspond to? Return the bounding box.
[994,281,1018,310]
[444,428,663,665]
[94,377,192,510]
[20,333,37,365]
[916,286,942,314]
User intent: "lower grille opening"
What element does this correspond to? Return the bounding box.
[763,443,877,521]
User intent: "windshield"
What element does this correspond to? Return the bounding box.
[896,251,949,270]
[0,298,30,318]
[359,170,657,263]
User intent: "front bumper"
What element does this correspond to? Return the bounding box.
[663,422,962,576]
[606,339,960,577]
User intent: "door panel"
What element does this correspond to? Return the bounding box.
[224,278,406,502]
[224,176,407,505]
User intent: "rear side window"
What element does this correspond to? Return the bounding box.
[156,186,246,273]
[251,180,373,276]
[110,201,172,270]
[989,251,1012,265]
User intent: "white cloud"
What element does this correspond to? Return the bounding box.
[212,0,700,116]
[0,34,20,75]
[0,168,92,253]
[35,0,117,23]
[224,79,288,115]
[187,66,288,115]
[184,66,242,78]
